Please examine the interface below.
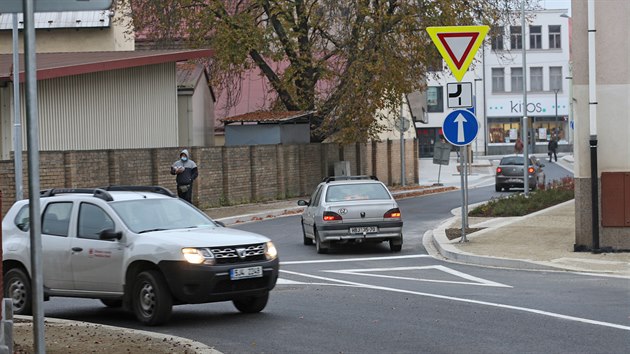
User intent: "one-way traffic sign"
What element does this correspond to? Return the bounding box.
[442,109,479,146]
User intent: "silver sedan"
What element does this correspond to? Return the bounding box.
[298,176,403,254]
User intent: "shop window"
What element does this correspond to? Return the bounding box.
[426,86,443,112]
[488,122,520,144]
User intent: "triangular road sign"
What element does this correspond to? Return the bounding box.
[426,25,489,82]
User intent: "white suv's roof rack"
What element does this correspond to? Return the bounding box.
[40,186,176,202]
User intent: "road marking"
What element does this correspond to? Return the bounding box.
[326,265,511,288]
[279,270,630,332]
[280,254,431,265]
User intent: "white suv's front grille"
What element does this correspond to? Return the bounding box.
[210,244,266,264]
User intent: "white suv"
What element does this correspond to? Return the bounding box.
[2,186,279,325]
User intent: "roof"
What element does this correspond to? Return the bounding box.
[0,49,214,83]
[176,62,206,89]
[0,11,112,30]
[222,110,313,124]
[176,62,216,102]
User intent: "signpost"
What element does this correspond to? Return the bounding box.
[427,25,488,243]
[432,141,451,186]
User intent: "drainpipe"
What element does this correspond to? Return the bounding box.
[588,0,599,251]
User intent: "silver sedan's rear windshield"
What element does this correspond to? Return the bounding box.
[111,198,216,233]
[326,183,391,202]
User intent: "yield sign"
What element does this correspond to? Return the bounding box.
[426,25,489,81]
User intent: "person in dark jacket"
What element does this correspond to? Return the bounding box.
[547,136,558,162]
[170,149,198,203]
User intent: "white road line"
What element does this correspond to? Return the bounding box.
[279,269,630,332]
[326,265,512,288]
[280,254,431,265]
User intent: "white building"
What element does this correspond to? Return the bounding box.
[417,9,571,157]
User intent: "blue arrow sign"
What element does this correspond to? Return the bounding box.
[442,109,479,146]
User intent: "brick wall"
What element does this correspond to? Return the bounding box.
[0,141,418,215]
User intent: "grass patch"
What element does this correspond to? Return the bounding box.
[469,177,574,217]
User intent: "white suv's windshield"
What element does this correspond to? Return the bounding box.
[111,198,216,233]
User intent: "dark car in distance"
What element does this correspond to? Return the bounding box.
[495,155,546,192]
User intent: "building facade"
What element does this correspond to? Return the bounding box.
[419,9,571,157]
[572,0,630,250]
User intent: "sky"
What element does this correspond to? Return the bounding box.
[539,0,571,14]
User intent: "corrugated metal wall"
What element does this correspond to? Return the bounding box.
[22,63,178,151]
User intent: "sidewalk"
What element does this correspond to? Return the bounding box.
[208,153,630,277]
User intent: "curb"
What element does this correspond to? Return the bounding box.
[14,315,222,354]
[216,206,304,226]
[426,200,576,272]
[426,219,557,271]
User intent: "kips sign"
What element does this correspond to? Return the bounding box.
[487,97,569,117]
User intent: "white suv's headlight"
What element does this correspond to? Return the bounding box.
[182,248,215,265]
[265,241,278,260]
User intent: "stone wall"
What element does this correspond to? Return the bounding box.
[1,140,418,216]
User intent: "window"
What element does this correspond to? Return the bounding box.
[510,26,522,49]
[549,25,561,49]
[492,68,505,92]
[550,66,563,91]
[78,203,114,240]
[326,183,391,202]
[14,205,30,232]
[511,67,523,93]
[42,202,72,237]
[491,26,504,50]
[530,67,543,91]
[427,86,443,112]
[529,25,542,49]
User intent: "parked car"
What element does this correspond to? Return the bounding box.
[2,186,279,326]
[297,176,403,253]
[495,155,546,192]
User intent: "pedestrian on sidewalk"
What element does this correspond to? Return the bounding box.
[170,149,198,203]
[514,137,524,154]
[547,136,558,162]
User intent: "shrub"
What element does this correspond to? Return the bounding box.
[469,177,574,217]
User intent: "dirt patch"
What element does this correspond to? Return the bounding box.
[12,319,207,354]
[445,228,485,240]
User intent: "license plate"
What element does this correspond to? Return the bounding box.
[230,266,263,280]
[350,226,378,234]
[507,179,523,183]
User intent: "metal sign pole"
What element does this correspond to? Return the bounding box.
[464,145,470,229]
[22,1,45,352]
[12,13,23,200]
[460,146,468,242]
[400,102,406,187]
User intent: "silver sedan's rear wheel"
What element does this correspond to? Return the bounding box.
[315,230,329,254]
[302,221,313,245]
[389,237,403,252]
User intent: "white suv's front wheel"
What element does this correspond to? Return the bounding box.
[131,270,173,326]
[4,268,32,316]
[232,292,269,313]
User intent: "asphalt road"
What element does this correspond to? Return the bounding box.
[41,162,629,353]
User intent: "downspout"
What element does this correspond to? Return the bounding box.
[587,0,600,251]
